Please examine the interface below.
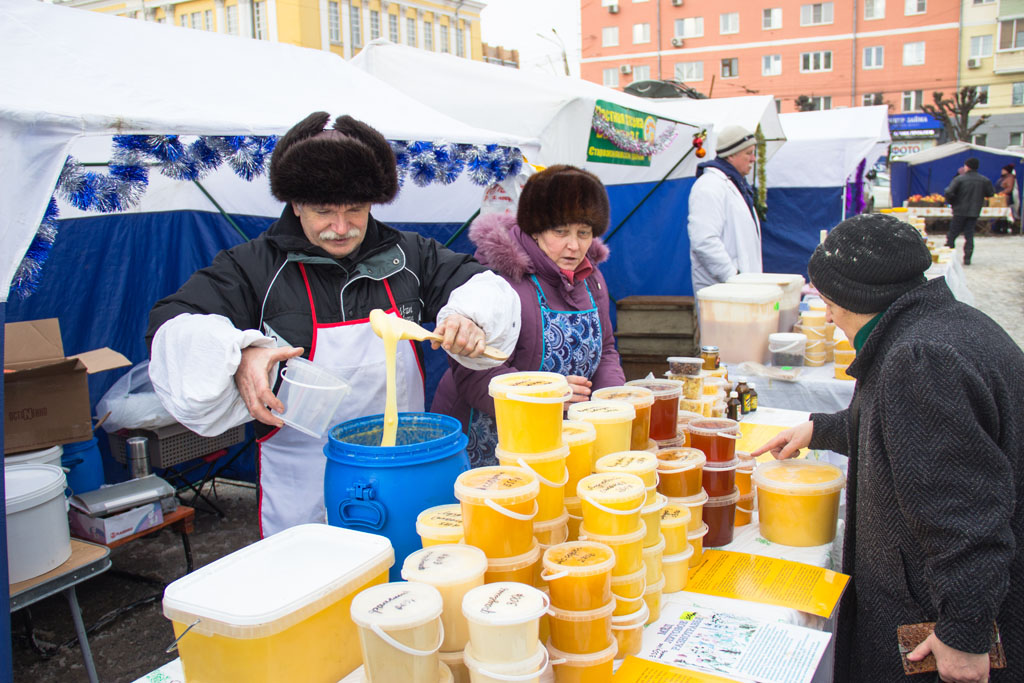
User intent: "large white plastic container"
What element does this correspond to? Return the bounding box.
[4,445,63,469]
[727,273,806,332]
[696,283,783,364]
[5,464,71,583]
[162,524,394,683]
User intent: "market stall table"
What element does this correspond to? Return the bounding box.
[731,364,854,415]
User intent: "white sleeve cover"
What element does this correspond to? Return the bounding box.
[436,270,521,371]
[149,313,277,436]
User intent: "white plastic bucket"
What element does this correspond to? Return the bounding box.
[5,464,71,583]
[4,445,63,469]
[272,357,351,437]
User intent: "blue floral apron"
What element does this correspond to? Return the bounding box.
[467,275,603,467]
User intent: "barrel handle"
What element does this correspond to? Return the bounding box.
[339,498,388,530]
[476,646,550,681]
[165,618,201,653]
[516,458,568,488]
[581,496,644,516]
[370,619,444,657]
[484,498,538,521]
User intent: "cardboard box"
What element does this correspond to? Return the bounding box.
[69,501,164,544]
[4,318,130,454]
[988,194,1009,208]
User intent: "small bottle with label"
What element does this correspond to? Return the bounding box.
[735,378,750,414]
[727,391,742,421]
[747,383,759,412]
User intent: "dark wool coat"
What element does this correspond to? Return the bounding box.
[810,278,1024,682]
[431,212,624,429]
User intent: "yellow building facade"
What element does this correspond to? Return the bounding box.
[962,0,1024,147]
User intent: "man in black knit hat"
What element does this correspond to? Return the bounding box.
[944,157,995,265]
[754,213,1023,683]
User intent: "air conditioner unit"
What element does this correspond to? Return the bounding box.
[671,37,684,47]
[620,64,632,74]
[671,0,684,6]
[967,57,982,69]
[608,4,620,14]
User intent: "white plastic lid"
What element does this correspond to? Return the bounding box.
[547,599,616,622]
[350,581,444,630]
[676,489,709,506]
[595,451,658,477]
[4,464,66,514]
[548,639,618,667]
[656,447,705,472]
[591,385,655,409]
[566,400,635,424]
[462,582,548,626]
[686,418,740,437]
[464,641,548,677]
[704,488,741,507]
[727,273,805,292]
[4,445,63,466]
[562,420,597,444]
[454,466,540,505]
[696,283,783,305]
[659,503,692,528]
[416,504,463,537]
[769,332,808,344]
[662,544,695,564]
[576,472,646,503]
[687,522,710,540]
[489,372,569,401]
[401,545,488,586]
[753,460,846,495]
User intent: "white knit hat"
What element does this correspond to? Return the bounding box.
[715,125,756,157]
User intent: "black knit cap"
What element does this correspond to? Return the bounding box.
[808,213,932,314]
[517,165,610,237]
[269,112,398,207]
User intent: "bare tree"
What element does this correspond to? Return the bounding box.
[794,95,816,112]
[921,87,990,142]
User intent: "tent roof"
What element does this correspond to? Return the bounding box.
[894,141,1024,165]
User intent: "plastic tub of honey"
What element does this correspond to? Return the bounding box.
[661,545,694,593]
[438,650,469,683]
[489,372,571,453]
[485,540,541,585]
[656,447,705,498]
[455,466,539,558]
[163,525,394,683]
[834,364,854,380]
[625,379,682,441]
[547,600,615,654]
[591,386,654,451]
[496,444,569,523]
[679,398,703,415]
[541,541,616,612]
[735,451,755,496]
[595,451,658,492]
[462,582,549,664]
[640,493,667,547]
[702,376,728,397]
[547,640,617,683]
[686,417,740,463]
[566,401,635,462]
[642,575,665,625]
[676,409,703,447]
[350,581,444,683]
[463,641,548,683]
[753,460,846,546]
[562,420,597,499]
[687,523,709,568]
[702,488,739,547]
[659,503,692,554]
[609,566,647,617]
[535,510,570,546]
[654,436,683,452]
[417,504,464,547]
[577,522,646,577]
[835,349,856,365]
[701,458,738,498]
[673,489,708,532]
[401,545,488,654]
[644,439,658,453]
[735,492,755,527]
[576,472,646,536]
[610,601,649,660]
[340,661,453,683]
[564,496,583,542]
[641,535,665,585]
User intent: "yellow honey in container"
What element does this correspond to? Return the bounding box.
[640,493,667,547]
[455,466,539,558]
[687,522,709,568]
[437,650,468,683]
[610,601,649,660]
[591,385,655,451]
[489,372,570,453]
[496,444,569,523]
[643,575,665,625]
[661,545,695,593]
[484,539,541,585]
[676,409,703,446]
[562,420,597,499]
[547,640,618,683]
[541,541,616,612]
[350,581,444,683]
[641,535,665,585]
[162,525,394,683]
[564,496,583,541]
[735,492,755,527]
[754,460,845,546]
[656,447,706,498]
[834,364,854,380]
[547,600,616,655]
[566,401,636,462]
[576,472,646,536]
[534,509,569,546]
[461,582,548,664]
[659,503,692,554]
[416,504,463,548]
[609,566,646,616]
[736,454,755,497]
[673,489,709,532]
[595,451,658,490]
[577,522,646,577]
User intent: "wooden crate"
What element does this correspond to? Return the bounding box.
[615,296,697,337]
[615,334,698,357]
[619,354,671,381]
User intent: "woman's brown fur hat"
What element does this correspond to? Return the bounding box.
[516,164,610,237]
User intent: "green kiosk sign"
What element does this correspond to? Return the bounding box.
[587,99,658,167]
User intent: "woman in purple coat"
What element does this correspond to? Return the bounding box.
[431,165,625,466]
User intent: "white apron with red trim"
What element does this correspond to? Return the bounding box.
[257,269,424,537]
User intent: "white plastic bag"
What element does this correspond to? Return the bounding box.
[95,360,176,432]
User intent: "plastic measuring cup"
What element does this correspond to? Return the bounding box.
[610,601,649,660]
[576,473,646,536]
[753,460,845,546]
[686,417,740,463]
[577,522,646,577]
[455,467,539,558]
[489,373,571,453]
[540,541,616,612]
[702,488,740,547]
[350,581,444,683]
[547,600,615,655]
[496,444,569,523]
[659,503,692,554]
[661,545,695,593]
[625,379,682,441]
[462,582,549,664]
[561,420,596,501]
[566,401,635,462]
[591,386,654,451]
[272,357,351,437]
[416,504,463,547]
[655,447,706,498]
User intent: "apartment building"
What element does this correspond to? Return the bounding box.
[964,0,1024,147]
[580,0,961,115]
[58,0,485,61]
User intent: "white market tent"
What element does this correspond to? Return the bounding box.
[648,95,787,161]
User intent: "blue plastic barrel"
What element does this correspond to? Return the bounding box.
[324,412,470,580]
[61,437,105,496]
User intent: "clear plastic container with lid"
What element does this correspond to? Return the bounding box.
[666,372,703,400]
[534,510,570,546]
[702,488,740,547]
[676,410,704,447]
[726,272,806,333]
[496,444,569,523]
[687,523,710,567]
[564,496,583,542]
[736,451,755,496]
[754,460,846,546]
[575,472,646,536]
[641,535,665,585]
[656,447,706,498]
[640,493,667,547]
[401,545,488,654]
[667,356,704,375]
[696,283,783,364]
[577,522,646,577]
[485,539,541,585]
[595,451,659,491]
[541,541,616,612]
[463,641,549,683]
[547,599,615,654]
[736,492,755,527]
[642,575,665,625]
[674,489,708,532]
[659,503,692,554]
[566,401,635,462]
[561,420,597,498]
[547,640,618,683]
[416,504,464,548]
[350,581,444,683]
[162,524,394,683]
[610,601,649,660]
[625,379,682,441]
[462,582,549,664]
[702,457,739,498]
[591,386,655,451]
[455,466,539,558]
[661,545,695,593]
[489,372,571,453]
[687,417,740,463]
[609,566,647,617]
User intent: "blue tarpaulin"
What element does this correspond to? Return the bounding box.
[891,141,1024,207]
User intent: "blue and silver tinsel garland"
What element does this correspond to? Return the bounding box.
[12,134,523,299]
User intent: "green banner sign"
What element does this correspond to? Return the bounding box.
[587,99,657,167]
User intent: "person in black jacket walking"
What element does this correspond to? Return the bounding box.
[754,214,1023,683]
[944,157,995,265]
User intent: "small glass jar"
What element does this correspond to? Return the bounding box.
[700,345,720,371]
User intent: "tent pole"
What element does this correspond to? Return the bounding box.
[444,209,480,248]
[604,143,698,244]
[842,182,848,221]
[192,181,251,242]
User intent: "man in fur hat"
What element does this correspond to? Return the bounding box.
[147,113,520,537]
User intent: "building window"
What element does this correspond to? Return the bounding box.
[721,57,738,78]
[633,64,651,80]
[1013,82,1024,105]
[905,0,926,14]
[424,21,433,49]
[801,50,832,72]
[809,96,831,110]
[180,14,186,26]
[602,27,619,47]
[975,85,989,105]
[903,41,925,65]
[633,23,650,44]
[349,4,361,47]
[864,0,884,20]
[970,35,993,59]
[762,54,781,76]
[1000,19,1024,50]
[226,5,238,34]
[370,10,380,40]
[253,2,266,39]
[603,68,620,87]
[675,17,704,39]
[720,12,739,34]
[388,13,398,42]
[775,99,782,112]
[675,61,703,81]
[440,23,449,53]
[1011,132,1024,146]
[191,11,201,28]
[973,0,994,4]
[903,89,923,111]
[800,3,833,26]
[972,134,987,146]
[327,1,340,42]
[204,9,213,30]
[763,8,782,29]
[863,46,883,69]
[862,93,876,106]
[406,17,416,47]
[456,25,465,56]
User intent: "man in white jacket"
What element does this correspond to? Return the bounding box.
[686,125,763,294]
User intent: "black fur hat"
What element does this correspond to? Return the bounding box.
[517,165,610,237]
[269,112,399,206]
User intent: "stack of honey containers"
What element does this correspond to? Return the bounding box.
[799,299,829,366]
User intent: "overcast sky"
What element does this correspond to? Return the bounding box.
[479,0,583,77]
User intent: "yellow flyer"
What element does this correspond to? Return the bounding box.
[686,550,848,618]
[613,656,741,682]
